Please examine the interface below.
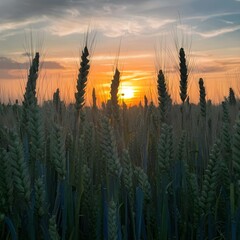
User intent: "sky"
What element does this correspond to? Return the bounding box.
[0,0,240,106]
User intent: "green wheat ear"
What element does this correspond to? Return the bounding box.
[21,52,40,133]
[221,100,232,172]
[0,148,14,211]
[51,123,66,180]
[228,87,236,106]
[200,141,221,215]
[134,166,151,203]
[179,48,188,104]
[75,46,90,112]
[108,68,122,134]
[157,123,173,175]
[53,88,62,117]
[157,70,171,123]
[35,177,46,217]
[28,105,45,165]
[92,87,97,110]
[23,52,39,107]
[199,78,206,118]
[82,163,92,210]
[233,113,240,182]
[188,173,200,227]
[100,116,122,178]
[83,122,95,165]
[108,200,118,240]
[49,215,60,240]
[177,131,201,226]
[110,68,120,112]
[9,131,31,203]
[122,149,134,203]
[177,130,187,164]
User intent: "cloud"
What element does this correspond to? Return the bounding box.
[0,57,23,69]
[216,58,240,67]
[43,61,65,69]
[44,10,176,38]
[183,12,240,22]
[0,56,64,70]
[195,25,240,38]
[199,65,227,74]
[0,18,44,32]
[195,57,240,74]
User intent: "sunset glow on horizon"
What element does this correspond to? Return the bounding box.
[0,0,239,106]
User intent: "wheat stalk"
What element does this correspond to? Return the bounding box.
[179,48,188,104]
[199,78,206,118]
[157,70,171,123]
[75,46,90,112]
[228,88,236,106]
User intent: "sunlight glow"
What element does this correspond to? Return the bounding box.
[119,85,135,100]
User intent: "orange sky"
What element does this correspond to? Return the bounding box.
[0,47,239,107]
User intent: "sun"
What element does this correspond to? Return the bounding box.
[119,85,135,99]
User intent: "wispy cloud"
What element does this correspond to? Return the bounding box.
[193,54,240,74]
[183,11,240,22]
[45,12,175,38]
[0,18,45,32]
[196,25,240,38]
[0,18,45,42]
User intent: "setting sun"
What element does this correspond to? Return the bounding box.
[119,85,135,100]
